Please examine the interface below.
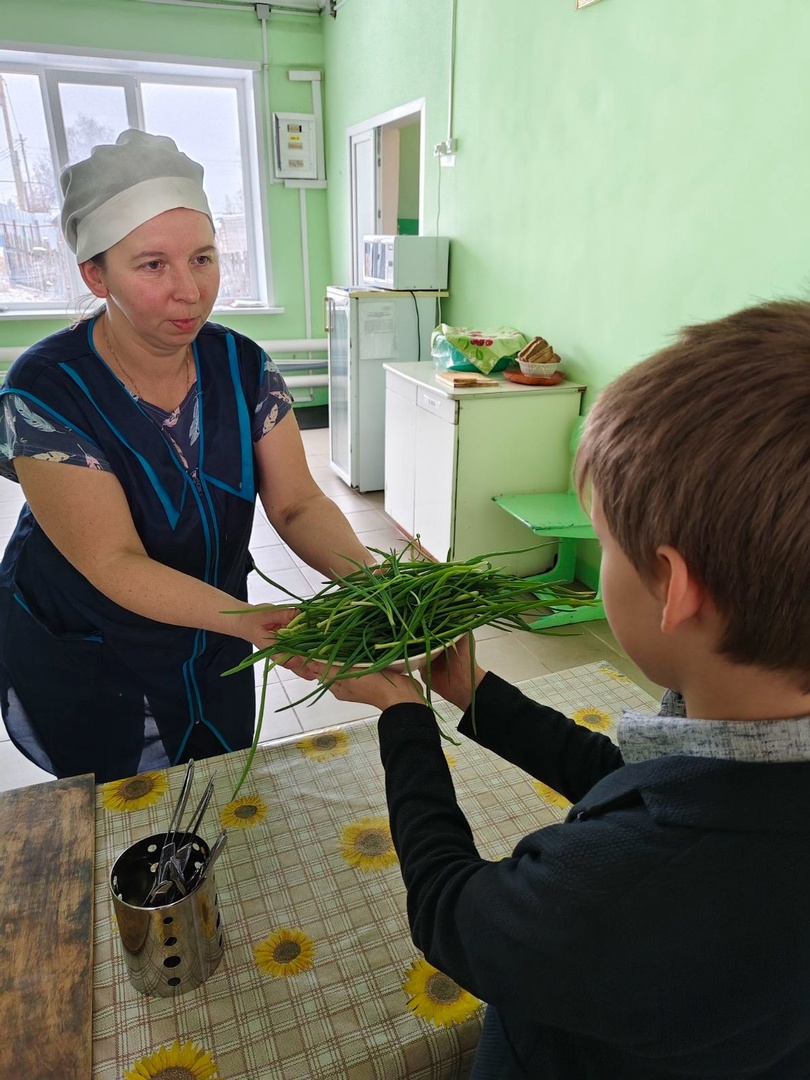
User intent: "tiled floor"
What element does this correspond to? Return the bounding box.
[0,423,663,793]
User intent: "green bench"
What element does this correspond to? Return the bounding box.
[493,417,604,630]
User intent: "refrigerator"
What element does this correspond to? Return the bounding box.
[326,286,440,492]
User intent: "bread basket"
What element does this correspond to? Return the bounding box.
[516,336,561,377]
[517,357,561,377]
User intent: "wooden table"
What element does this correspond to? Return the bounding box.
[0,774,95,1079]
[90,661,658,1079]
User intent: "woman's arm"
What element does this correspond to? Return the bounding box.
[254,411,375,579]
[13,456,278,648]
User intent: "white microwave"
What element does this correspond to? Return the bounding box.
[363,235,449,290]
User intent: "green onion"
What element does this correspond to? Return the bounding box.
[226,542,598,797]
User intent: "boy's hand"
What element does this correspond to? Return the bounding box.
[422,633,487,712]
[278,654,426,711]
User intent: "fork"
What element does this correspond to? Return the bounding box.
[175,775,217,872]
[143,759,195,904]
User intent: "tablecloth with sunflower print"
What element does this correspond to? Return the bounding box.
[91,661,659,1080]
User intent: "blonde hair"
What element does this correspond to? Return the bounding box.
[576,299,810,689]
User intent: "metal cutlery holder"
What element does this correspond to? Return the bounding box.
[110,831,224,997]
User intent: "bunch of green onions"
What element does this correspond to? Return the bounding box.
[225,543,597,796]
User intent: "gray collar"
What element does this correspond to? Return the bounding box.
[618,712,810,764]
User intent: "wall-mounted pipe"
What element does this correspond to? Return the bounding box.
[134,0,321,15]
[284,373,328,388]
[257,337,326,353]
[446,0,458,145]
[1,338,327,366]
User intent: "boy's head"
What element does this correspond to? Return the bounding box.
[576,299,810,693]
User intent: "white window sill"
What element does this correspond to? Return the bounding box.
[0,305,286,321]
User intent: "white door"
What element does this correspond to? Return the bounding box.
[349,129,379,286]
[414,391,457,562]
[384,376,417,532]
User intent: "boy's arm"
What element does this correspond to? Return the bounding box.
[378,704,650,1041]
[457,671,624,802]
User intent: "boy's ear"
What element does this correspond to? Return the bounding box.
[79,259,108,298]
[654,545,705,634]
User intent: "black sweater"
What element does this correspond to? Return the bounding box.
[378,673,810,1078]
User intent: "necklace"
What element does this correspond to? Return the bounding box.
[102,316,191,403]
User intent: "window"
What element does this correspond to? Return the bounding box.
[0,47,270,315]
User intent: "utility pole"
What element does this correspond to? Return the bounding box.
[0,76,29,211]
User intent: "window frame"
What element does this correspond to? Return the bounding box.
[0,43,275,318]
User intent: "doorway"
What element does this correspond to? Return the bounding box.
[347,99,425,285]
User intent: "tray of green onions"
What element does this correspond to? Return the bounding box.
[225,543,598,797]
[226,543,574,680]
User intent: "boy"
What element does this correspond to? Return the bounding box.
[288,300,810,1077]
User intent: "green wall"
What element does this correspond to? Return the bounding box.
[0,0,328,349]
[323,0,810,400]
[322,0,810,585]
[6,0,810,380]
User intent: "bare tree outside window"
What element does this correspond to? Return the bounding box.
[65,114,116,168]
[0,73,69,305]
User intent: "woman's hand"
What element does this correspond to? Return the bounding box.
[421,633,487,712]
[233,605,298,650]
[279,653,426,712]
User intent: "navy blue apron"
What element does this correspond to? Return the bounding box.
[0,319,261,782]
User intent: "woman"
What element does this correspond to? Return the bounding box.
[0,129,372,783]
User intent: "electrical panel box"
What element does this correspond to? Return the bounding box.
[273,112,318,180]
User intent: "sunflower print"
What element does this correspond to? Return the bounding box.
[220,794,268,829]
[572,706,613,732]
[340,817,398,872]
[254,927,315,978]
[297,728,349,760]
[403,958,481,1028]
[102,771,168,813]
[598,664,635,686]
[533,780,572,810]
[123,1038,221,1079]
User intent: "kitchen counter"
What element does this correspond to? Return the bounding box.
[383,363,586,574]
[384,361,586,400]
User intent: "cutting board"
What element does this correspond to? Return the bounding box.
[0,773,95,1079]
[435,370,499,388]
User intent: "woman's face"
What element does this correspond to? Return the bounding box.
[81,207,220,353]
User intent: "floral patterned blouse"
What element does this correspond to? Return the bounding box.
[0,353,293,483]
